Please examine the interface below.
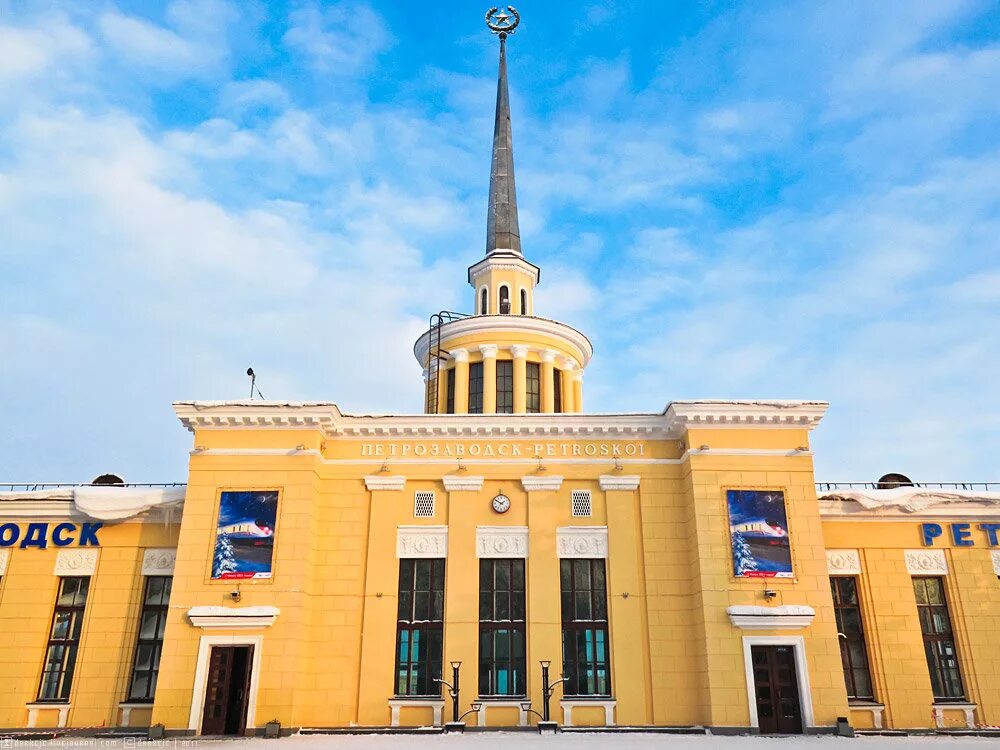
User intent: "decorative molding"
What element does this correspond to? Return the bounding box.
[666,400,828,429]
[188,634,263,731]
[388,699,444,728]
[0,549,8,576]
[25,703,71,729]
[467,254,540,285]
[364,475,406,491]
[54,549,99,576]
[557,527,609,559]
[905,549,948,575]
[727,605,816,630]
[142,548,177,576]
[559,357,577,372]
[826,549,862,575]
[560,700,616,727]
[848,702,884,730]
[511,344,529,359]
[187,606,279,629]
[741,636,815,730]
[442,475,484,492]
[521,475,563,492]
[541,349,557,363]
[396,526,448,558]
[992,550,1000,576]
[450,348,469,362]
[477,526,529,558]
[599,474,640,491]
[933,702,977,729]
[475,700,528,728]
[479,344,498,358]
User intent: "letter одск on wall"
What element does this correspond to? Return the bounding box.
[727,490,793,578]
[211,491,278,579]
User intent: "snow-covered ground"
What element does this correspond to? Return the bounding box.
[4,734,1000,750]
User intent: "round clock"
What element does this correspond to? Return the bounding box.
[491,493,511,514]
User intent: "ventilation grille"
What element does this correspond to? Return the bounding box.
[571,490,592,517]
[414,492,436,518]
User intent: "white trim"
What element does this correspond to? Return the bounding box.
[905,549,948,575]
[741,636,814,730]
[559,700,616,727]
[932,702,977,729]
[187,606,279,629]
[478,285,489,315]
[521,475,563,492]
[54,549,98,576]
[727,605,815,630]
[468,255,540,286]
[826,550,861,575]
[475,700,528,727]
[497,283,511,315]
[992,550,1000,576]
[188,634,263,733]
[450,348,469,363]
[511,344,529,358]
[142,548,177,575]
[479,343,499,359]
[396,526,448,558]
[118,701,152,727]
[476,526,529,558]
[599,475,640,491]
[364,475,406,491]
[541,349,557,363]
[388,699,444,727]
[518,286,530,316]
[25,703,71,729]
[848,702,885,729]
[442,475,484,492]
[0,549,9,576]
[557,526,609,559]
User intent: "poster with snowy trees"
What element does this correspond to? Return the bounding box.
[211,490,279,579]
[726,490,792,578]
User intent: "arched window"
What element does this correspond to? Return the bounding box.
[499,285,511,314]
[480,287,488,315]
[520,288,528,315]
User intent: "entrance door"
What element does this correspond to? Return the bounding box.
[751,645,802,734]
[201,646,253,735]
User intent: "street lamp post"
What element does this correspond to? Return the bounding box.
[434,661,481,732]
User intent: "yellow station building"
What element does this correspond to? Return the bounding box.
[2,18,999,739]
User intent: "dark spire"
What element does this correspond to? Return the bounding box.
[486,34,521,256]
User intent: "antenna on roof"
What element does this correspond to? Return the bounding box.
[247,367,265,400]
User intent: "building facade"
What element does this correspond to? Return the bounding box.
[2,20,999,738]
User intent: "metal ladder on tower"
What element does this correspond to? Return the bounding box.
[425,311,468,413]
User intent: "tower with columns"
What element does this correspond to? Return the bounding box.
[414,24,589,415]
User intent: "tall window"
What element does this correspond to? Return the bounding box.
[553,370,562,413]
[499,285,510,314]
[468,362,484,414]
[913,577,965,700]
[479,559,526,696]
[127,576,172,701]
[526,362,540,413]
[445,368,455,414]
[38,577,90,701]
[395,559,445,696]
[480,288,488,315]
[830,577,874,700]
[560,559,610,696]
[520,289,528,315]
[496,360,513,414]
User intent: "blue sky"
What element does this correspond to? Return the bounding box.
[1,0,998,483]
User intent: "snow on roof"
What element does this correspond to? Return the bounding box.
[0,485,185,521]
[819,486,1000,513]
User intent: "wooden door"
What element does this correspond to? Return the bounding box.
[201,646,253,735]
[751,645,802,734]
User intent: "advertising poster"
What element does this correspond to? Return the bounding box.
[211,490,278,579]
[727,489,792,578]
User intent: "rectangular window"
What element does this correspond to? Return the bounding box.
[468,362,484,414]
[560,559,610,696]
[526,362,540,413]
[414,491,435,518]
[553,370,562,413]
[127,576,172,702]
[38,577,90,701]
[571,490,592,518]
[496,360,513,414]
[913,577,965,700]
[395,559,445,696]
[479,559,526,696]
[830,577,874,700]
[445,368,455,414]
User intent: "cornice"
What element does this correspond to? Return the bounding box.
[364,475,406,491]
[442,475,485,492]
[467,254,541,285]
[599,475,641,491]
[727,605,816,630]
[666,400,828,429]
[413,315,593,369]
[521,475,564,492]
[174,400,341,433]
[187,606,279,629]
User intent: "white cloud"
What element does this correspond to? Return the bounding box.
[0,14,91,84]
[283,1,393,73]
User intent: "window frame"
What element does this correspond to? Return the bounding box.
[445,367,455,414]
[37,577,91,702]
[126,575,172,703]
[468,362,484,414]
[553,369,562,413]
[913,576,966,701]
[520,288,528,315]
[395,558,446,697]
[496,359,514,414]
[526,362,540,413]
[498,285,511,314]
[560,558,611,697]
[478,558,527,697]
[830,576,875,701]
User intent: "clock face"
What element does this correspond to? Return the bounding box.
[491,494,511,514]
